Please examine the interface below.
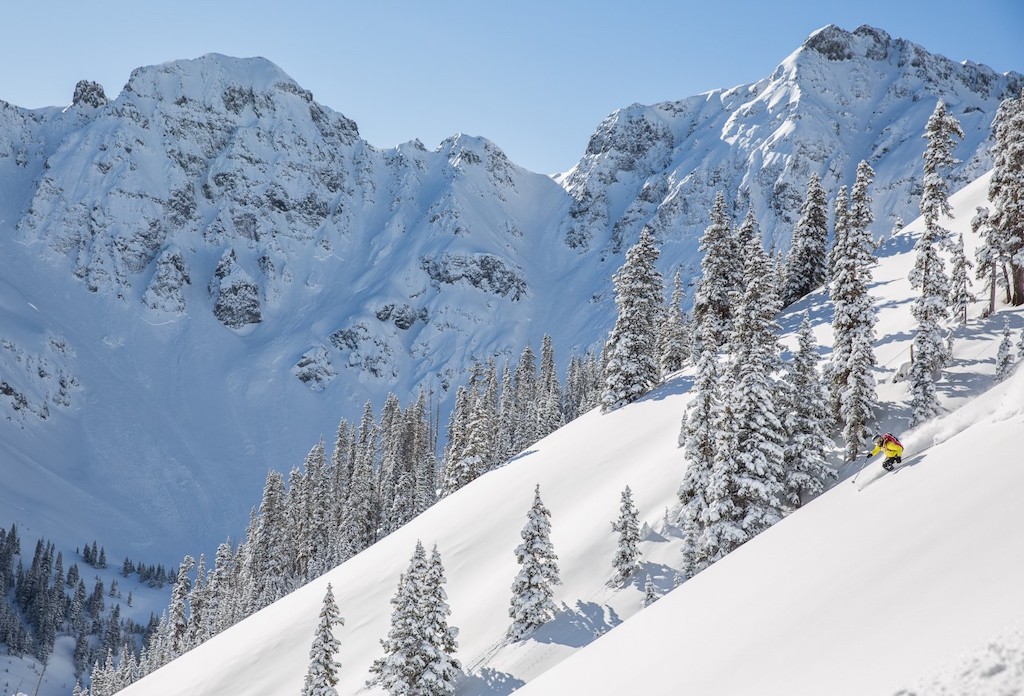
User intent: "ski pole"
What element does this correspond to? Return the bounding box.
[850,454,870,485]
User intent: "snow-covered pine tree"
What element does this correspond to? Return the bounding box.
[949,232,975,325]
[415,451,439,517]
[508,485,560,640]
[301,583,344,696]
[377,394,405,535]
[972,206,1004,315]
[341,447,377,559]
[370,542,430,695]
[701,369,744,566]
[642,574,659,607]
[205,539,238,636]
[909,101,963,425]
[512,344,539,450]
[419,545,461,695]
[441,385,471,497]
[601,228,663,412]
[828,185,850,284]
[167,555,194,657]
[726,234,786,539]
[480,360,502,470]
[115,644,139,692]
[441,382,489,495]
[659,269,690,376]
[338,403,381,557]
[781,313,835,507]
[538,335,564,438]
[829,163,879,459]
[693,192,735,347]
[610,486,641,586]
[988,88,1024,306]
[782,172,830,307]
[996,317,1015,382]
[331,417,353,502]
[248,469,294,609]
[183,553,207,649]
[677,322,721,578]
[495,360,516,463]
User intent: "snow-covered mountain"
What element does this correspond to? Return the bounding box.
[0,25,1020,565]
[112,172,1024,695]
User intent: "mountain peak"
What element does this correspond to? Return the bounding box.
[801,23,893,62]
[71,80,108,109]
[121,54,311,106]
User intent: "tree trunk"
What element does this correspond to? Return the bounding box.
[1012,263,1024,307]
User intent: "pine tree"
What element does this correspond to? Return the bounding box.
[441,384,488,495]
[988,89,1024,306]
[243,469,293,610]
[601,228,663,412]
[659,270,690,376]
[973,205,1007,316]
[512,345,539,450]
[537,335,564,438]
[495,360,516,462]
[726,235,786,539]
[479,360,502,470]
[371,545,429,695]
[701,371,744,566]
[184,554,207,649]
[419,546,461,695]
[302,583,344,696]
[167,555,194,657]
[677,322,721,578]
[610,486,641,585]
[829,163,879,459]
[693,192,736,347]
[642,574,659,608]
[781,314,836,507]
[783,172,830,306]
[371,540,460,695]
[995,317,1015,382]
[909,101,963,425]
[508,485,560,640]
[949,232,975,325]
[206,540,238,635]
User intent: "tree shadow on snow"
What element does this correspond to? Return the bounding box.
[629,561,682,595]
[531,601,623,648]
[643,374,694,403]
[458,668,525,696]
[876,232,917,258]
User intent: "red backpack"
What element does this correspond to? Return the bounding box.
[882,433,902,448]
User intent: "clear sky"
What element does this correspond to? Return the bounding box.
[3,0,1021,174]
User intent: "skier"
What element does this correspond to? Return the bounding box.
[866,432,904,471]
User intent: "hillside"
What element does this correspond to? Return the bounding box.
[113,171,1024,694]
[0,24,1020,565]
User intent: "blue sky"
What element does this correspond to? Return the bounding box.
[3,0,1021,174]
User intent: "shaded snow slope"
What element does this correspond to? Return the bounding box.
[120,173,1024,694]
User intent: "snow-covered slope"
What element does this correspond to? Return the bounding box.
[0,24,1019,573]
[117,171,1024,695]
